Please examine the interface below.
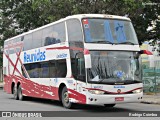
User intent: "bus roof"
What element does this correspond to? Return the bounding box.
[66,14,130,21]
[4,14,130,42]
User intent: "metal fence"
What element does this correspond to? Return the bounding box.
[142,60,160,94]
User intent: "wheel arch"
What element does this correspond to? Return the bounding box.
[17,82,21,89]
[11,82,15,94]
[11,81,22,94]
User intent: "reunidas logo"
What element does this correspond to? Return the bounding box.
[24,49,46,63]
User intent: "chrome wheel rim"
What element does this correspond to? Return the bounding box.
[64,92,69,103]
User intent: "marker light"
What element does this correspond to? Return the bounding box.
[132,89,143,94]
[88,90,105,95]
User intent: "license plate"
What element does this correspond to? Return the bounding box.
[115,97,124,101]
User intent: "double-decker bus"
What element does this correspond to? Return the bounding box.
[3,14,144,108]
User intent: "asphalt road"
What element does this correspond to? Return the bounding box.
[0,88,160,118]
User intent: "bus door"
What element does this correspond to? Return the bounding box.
[75,52,86,93]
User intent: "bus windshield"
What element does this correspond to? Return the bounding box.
[82,18,138,45]
[88,51,142,84]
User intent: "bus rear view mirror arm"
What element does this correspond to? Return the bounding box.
[139,50,153,55]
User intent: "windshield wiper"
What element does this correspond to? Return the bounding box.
[124,80,141,84]
[98,79,105,83]
[91,41,114,44]
[98,79,141,84]
[98,78,118,83]
[118,42,135,45]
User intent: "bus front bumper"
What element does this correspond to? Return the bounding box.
[86,93,143,105]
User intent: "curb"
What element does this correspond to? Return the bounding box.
[141,100,160,105]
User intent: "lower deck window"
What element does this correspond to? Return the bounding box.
[22,59,67,78]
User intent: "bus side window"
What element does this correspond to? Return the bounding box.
[49,61,57,78]
[3,67,7,75]
[32,30,42,49]
[44,37,56,46]
[23,64,30,78]
[67,19,83,42]
[21,67,27,78]
[40,62,49,78]
[44,32,60,46]
[30,63,40,78]
[42,22,66,46]
[23,34,32,51]
[56,59,67,78]
[24,63,40,78]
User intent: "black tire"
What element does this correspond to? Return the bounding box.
[13,85,18,100]
[61,86,72,109]
[18,85,24,101]
[149,87,154,92]
[104,104,116,107]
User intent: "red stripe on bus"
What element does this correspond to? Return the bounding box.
[4,53,24,78]
[4,42,23,49]
[46,46,84,52]
[46,46,70,50]
[68,89,86,104]
[12,46,23,75]
[4,74,59,100]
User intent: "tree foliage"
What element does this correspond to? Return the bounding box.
[0,0,160,66]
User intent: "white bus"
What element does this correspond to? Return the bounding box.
[3,14,144,108]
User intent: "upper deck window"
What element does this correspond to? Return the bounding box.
[67,19,83,42]
[82,18,139,45]
[43,22,66,46]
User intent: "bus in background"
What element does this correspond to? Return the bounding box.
[3,14,145,108]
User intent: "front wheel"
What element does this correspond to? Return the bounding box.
[104,104,116,107]
[61,86,72,109]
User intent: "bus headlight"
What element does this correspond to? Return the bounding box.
[88,90,105,95]
[132,89,143,94]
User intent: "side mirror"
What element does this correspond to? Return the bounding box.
[84,49,92,68]
[139,50,153,55]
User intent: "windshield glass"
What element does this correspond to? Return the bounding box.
[88,51,142,84]
[82,18,138,45]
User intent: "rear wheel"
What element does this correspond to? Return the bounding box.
[104,104,116,107]
[61,86,72,109]
[13,85,18,100]
[18,85,24,100]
